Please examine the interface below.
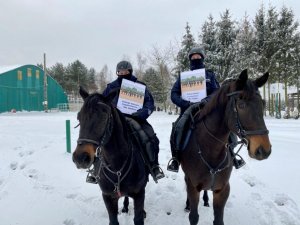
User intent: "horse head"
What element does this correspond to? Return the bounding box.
[226,69,272,160]
[72,86,117,169]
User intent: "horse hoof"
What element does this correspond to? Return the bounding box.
[204,203,210,207]
[184,207,190,212]
[121,208,128,213]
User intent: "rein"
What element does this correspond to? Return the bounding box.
[76,104,134,197]
[227,91,269,138]
[194,89,269,190]
[197,144,231,191]
[92,146,134,197]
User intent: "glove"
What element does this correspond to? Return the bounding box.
[131,111,140,118]
[199,98,208,108]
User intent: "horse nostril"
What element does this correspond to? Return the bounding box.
[255,146,271,159]
[80,152,91,165]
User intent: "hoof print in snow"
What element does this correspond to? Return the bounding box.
[10,162,18,170]
[63,219,75,225]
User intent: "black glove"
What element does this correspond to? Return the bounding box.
[199,98,208,108]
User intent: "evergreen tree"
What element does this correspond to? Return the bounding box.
[97,65,109,93]
[142,67,165,104]
[264,5,280,113]
[200,14,219,73]
[177,22,196,73]
[277,5,299,103]
[87,68,97,92]
[233,14,255,76]
[253,4,267,76]
[48,63,66,87]
[65,60,89,93]
[215,9,237,81]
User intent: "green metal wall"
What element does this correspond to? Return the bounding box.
[0,65,68,113]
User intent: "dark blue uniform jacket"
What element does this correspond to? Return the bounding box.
[171,69,220,115]
[103,75,154,121]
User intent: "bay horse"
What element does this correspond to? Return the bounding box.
[72,87,148,225]
[180,69,272,225]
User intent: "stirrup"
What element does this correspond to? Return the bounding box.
[152,165,165,180]
[86,173,98,184]
[167,158,180,172]
[233,154,246,169]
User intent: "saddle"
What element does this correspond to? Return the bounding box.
[171,103,202,152]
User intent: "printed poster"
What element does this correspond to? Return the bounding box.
[117,79,146,115]
[181,69,207,103]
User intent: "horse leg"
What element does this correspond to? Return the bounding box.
[132,189,145,225]
[185,197,190,212]
[186,190,209,210]
[186,177,200,225]
[203,190,209,207]
[212,183,230,225]
[121,196,129,213]
[102,194,119,225]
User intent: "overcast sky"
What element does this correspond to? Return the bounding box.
[0,0,299,73]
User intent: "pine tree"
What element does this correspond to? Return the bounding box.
[48,63,66,87]
[233,13,255,76]
[277,5,299,103]
[215,9,237,81]
[177,22,196,73]
[253,4,267,76]
[97,65,109,93]
[65,60,89,93]
[87,68,97,92]
[200,14,218,73]
[142,67,165,104]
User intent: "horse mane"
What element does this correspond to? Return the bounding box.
[199,78,258,120]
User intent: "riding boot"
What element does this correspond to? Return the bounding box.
[167,121,180,172]
[167,140,180,173]
[229,132,246,169]
[167,143,179,172]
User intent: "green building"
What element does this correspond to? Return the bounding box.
[0,64,68,113]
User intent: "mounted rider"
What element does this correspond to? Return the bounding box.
[167,46,245,172]
[102,60,165,182]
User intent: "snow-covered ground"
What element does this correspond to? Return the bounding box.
[0,111,299,225]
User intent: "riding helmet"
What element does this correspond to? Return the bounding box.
[116,61,133,74]
[188,47,205,60]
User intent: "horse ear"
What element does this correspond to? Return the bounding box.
[236,69,248,89]
[104,88,120,104]
[79,86,89,100]
[254,72,269,88]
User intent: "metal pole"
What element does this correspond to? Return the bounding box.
[43,53,48,112]
[66,120,71,153]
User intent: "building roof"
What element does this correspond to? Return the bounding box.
[0,65,24,74]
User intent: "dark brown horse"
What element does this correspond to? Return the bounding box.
[72,87,148,225]
[180,69,272,225]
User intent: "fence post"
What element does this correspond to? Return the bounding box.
[66,120,71,153]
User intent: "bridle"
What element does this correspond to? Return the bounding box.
[76,103,134,197]
[227,90,269,139]
[77,112,114,148]
[198,89,269,190]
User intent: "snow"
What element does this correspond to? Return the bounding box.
[0,65,22,74]
[0,111,299,225]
